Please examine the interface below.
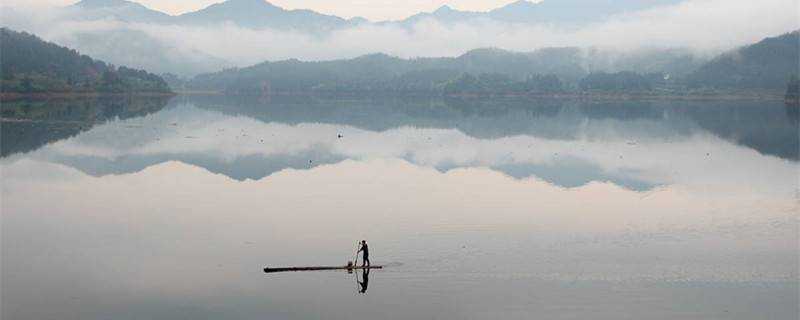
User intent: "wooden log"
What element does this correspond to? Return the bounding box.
[263,265,383,273]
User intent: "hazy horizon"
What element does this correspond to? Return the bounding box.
[4,0,533,21]
[2,0,796,76]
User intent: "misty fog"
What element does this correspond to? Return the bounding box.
[1,0,797,76]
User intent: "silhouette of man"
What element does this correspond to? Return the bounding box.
[357,268,370,294]
[357,240,370,267]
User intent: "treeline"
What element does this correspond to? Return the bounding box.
[186,49,586,95]
[186,53,670,96]
[686,31,799,90]
[442,71,668,96]
[442,73,564,95]
[188,64,669,96]
[183,31,799,97]
[1,28,171,94]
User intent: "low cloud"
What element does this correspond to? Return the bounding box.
[2,0,797,75]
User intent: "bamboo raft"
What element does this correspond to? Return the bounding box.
[264,265,383,273]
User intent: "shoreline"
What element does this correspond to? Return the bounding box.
[171,90,788,102]
[0,91,175,102]
[2,90,793,104]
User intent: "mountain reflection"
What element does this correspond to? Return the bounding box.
[187,95,799,161]
[1,95,797,192]
[1,97,171,157]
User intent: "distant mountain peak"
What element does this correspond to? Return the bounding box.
[215,0,279,9]
[507,0,536,6]
[491,0,538,13]
[74,0,136,8]
[177,0,347,31]
[434,5,455,13]
[69,0,173,23]
[187,0,283,15]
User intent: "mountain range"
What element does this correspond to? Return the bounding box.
[62,0,361,31]
[61,0,685,31]
[181,47,681,94]
[3,22,793,97]
[397,0,682,27]
[0,0,692,77]
[184,30,798,95]
[2,0,795,88]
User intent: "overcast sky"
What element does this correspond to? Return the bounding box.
[3,0,528,20]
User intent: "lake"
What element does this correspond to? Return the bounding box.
[2,96,798,319]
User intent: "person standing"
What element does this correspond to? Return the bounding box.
[358,240,370,267]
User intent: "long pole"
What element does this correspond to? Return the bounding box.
[353,241,359,266]
[263,265,383,273]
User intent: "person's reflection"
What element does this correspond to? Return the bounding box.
[357,268,370,294]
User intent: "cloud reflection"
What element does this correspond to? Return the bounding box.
[1,98,796,195]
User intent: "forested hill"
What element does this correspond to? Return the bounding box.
[185,48,675,95]
[686,31,799,89]
[0,28,171,94]
[184,30,798,97]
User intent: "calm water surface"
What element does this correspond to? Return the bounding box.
[2,96,798,319]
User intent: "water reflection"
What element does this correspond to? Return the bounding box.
[356,269,370,294]
[1,96,797,320]
[2,96,797,193]
[1,97,171,157]
[188,95,800,160]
